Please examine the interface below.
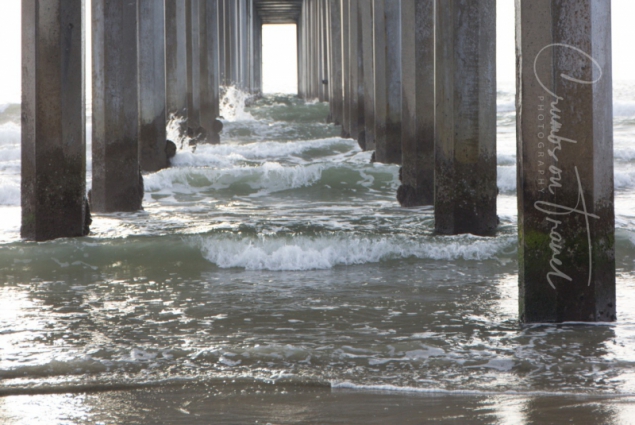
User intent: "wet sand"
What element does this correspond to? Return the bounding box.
[2,383,635,424]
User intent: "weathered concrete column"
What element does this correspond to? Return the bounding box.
[340,0,350,137]
[239,0,248,90]
[229,0,239,85]
[92,0,143,213]
[297,13,304,97]
[200,0,221,143]
[373,0,401,164]
[253,15,262,94]
[218,0,227,86]
[517,1,614,323]
[347,0,360,140]
[165,0,188,117]
[360,1,375,151]
[309,0,317,98]
[434,0,497,235]
[398,0,434,206]
[329,0,343,125]
[138,0,168,172]
[318,0,328,102]
[186,0,202,132]
[22,0,89,240]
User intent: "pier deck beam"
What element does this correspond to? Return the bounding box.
[21,0,88,241]
[517,0,615,323]
[92,0,143,213]
[138,0,168,172]
[434,0,497,235]
[398,0,434,206]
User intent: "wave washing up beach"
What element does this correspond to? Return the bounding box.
[2,83,635,423]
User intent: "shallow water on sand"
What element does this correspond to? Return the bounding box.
[3,86,635,423]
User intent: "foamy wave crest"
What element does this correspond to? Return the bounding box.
[196,234,516,271]
[614,100,635,118]
[615,169,635,190]
[171,138,357,167]
[0,122,20,147]
[220,86,254,121]
[497,165,517,194]
[144,162,326,194]
[0,176,19,206]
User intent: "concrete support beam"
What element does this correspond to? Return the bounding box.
[186,0,202,131]
[21,0,89,240]
[516,0,614,323]
[398,0,434,206]
[373,0,401,164]
[328,0,343,125]
[434,0,497,235]
[360,1,375,151]
[200,0,221,142]
[138,0,168,172]
[165,0,188,117]
[92,0,143,213]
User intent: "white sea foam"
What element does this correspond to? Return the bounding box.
[220,86,254,121]
[171,138,357,167]
[615,169,635,191]
[196,234,516,271]
[614,100,635,118]
[0,122,20,147]
[144,162,327,194]
[0,176,19,206]
[497,165,517,194]
[330,382,635,397]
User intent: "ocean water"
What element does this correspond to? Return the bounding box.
[2,84,635,414]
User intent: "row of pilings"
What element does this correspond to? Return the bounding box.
[22,0,261,238]
[22,0,615,324]
[298,0,615,323]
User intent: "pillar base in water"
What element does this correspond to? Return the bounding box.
[91,0,143,213]
[21,0,89,241]
[434,0,497,236]
[399,0,434,207]
[516,0,615,323]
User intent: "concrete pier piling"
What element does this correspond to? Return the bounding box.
[373,0,401,164]
[398,0,434,207]
[434,0,497,235]
[200,0,221,143]
[165,0,188,119]
[92,0,143,213]
[186,0,202,134]
[347,0,360,141]
[138,0,168,172]
[516,0,615,323]
[21,0,89,241]
[328,0,343,126]
[360,1,375,151]
[340,0,350,137]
